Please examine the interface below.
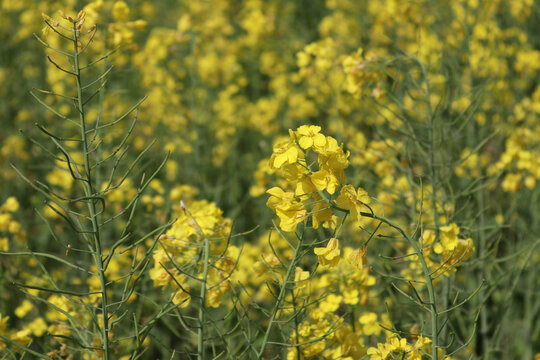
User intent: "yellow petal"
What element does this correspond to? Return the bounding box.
[299,136,313,149]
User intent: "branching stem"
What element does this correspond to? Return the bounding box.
[198,234,210,360]
[256,232,303,359]
[73,21,110,360]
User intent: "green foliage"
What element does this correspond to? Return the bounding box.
[0,1,539,359]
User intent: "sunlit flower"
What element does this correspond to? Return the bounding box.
[314,237,341,267]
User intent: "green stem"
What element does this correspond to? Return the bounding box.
[73,21,109,360]
[291,287,302,360]
[198,235,210,360]
[323,184,438,357]
[408,54,440,359]
[474,136,489,358]
[408,54,441,232]
[257,234,303,359]
[362,211,438,359]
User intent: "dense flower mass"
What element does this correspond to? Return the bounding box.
[265,125,370,236]
[0,0,538,359]
[149,185,235,308]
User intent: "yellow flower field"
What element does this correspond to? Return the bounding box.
[0,0,539,359]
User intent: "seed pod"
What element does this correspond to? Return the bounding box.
[87,24,96,34]
[77,17,85,30]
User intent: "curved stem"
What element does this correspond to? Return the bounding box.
[257,232,303,359]
[198,235,210,360]
[359,211,438,359]
[409,55,441,357]
[328,195,440,360]
[73,21,109,360]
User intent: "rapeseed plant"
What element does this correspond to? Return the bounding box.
[0,0,539,359]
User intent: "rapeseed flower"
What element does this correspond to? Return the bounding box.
[336,184,371,221]
[270,139,301,169]
[314,237,341,267]
[266,187,307,232]
[296,125,327,149]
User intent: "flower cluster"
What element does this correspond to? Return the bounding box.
[342,48,384,99]
[265,126,373,272]
[367,335,433,360]
[0,313,31,354]
[284,246,379,359]
[266,125,370,234]
[149,185,235,308]
[0,197,24,251]
[402,223,475,282]
[1,0,539,358]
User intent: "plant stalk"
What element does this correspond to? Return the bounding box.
[73,21,110,360]
[257,233,303,359]
[198,235,210,360]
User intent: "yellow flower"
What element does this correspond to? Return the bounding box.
[367,343,390,360]
[412,335,431,350]
[501,173,521,192]
[421,229,436,247]
[313,135,340,155]
[311,200,333,229]
[294,267,310,288]
[270,139,301,169]
[45,295,71,321]
[27,317,47,337]
[0,237,7,252]
[177,14,191,33]
[387,336,409,352]
[112,1,130,21]
[524,175,536,189]
[294,175,316,198]
[10,329,31,352]
[343,289,359,305]
[336,185,371,221]
[1,197,19,212]
[434,223,460,254]
[436,238,475,276]
[348,246,367,270]
[314,237,341,267]
[266,187,307,232]
[0,214,10,231]
[172,286,191,308]
[296,51,311,68]
[8,221,20,234]
[310,169,340,194]
[319,293,343,312]
[359,312,380,335]
[318,144,349,174]
[295,125,327,149]
[149,255,178,288]
[14,300,33,318]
